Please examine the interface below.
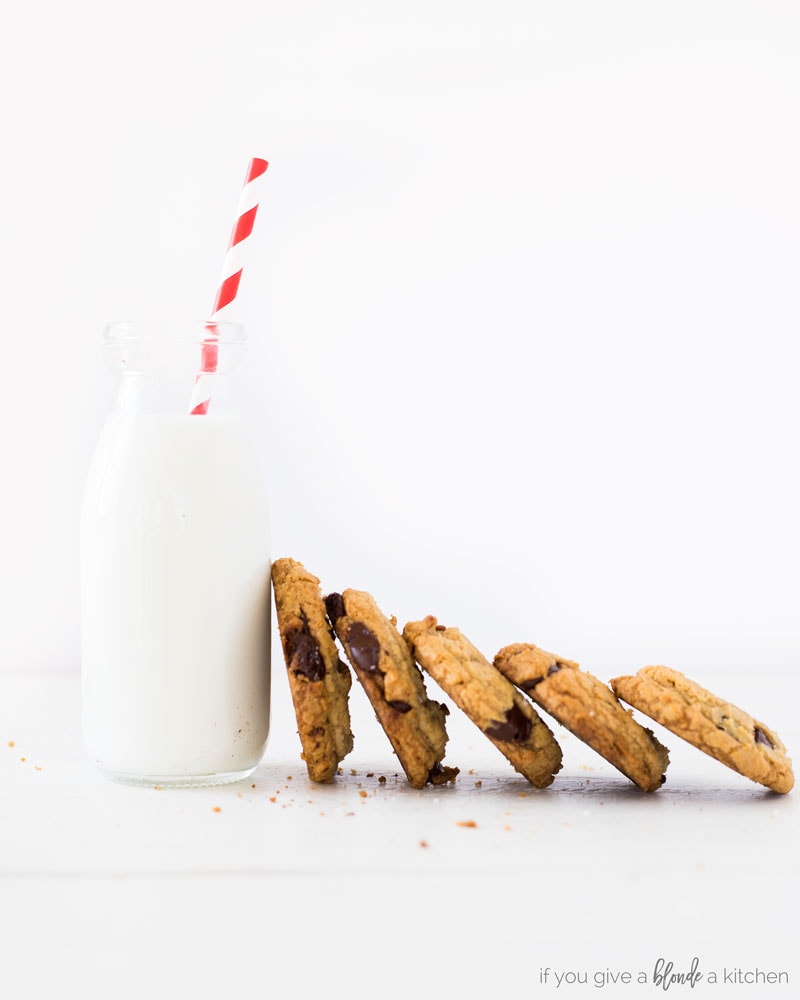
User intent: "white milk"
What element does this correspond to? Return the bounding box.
[81,413,271,785]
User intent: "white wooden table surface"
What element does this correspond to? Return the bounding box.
[1,660,796,1000]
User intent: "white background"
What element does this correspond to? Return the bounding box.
[1,4,798,998]
[1,0,798,678]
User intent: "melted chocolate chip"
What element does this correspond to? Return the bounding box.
[439,702,450,716]
[346,621,382,673]
[387,700,411,713]
[521,662,562,691]
[324,592,345,624]
[754,726,775,749]
[521,677,544,691]
[288,630,325,681]
[484,703,532,743]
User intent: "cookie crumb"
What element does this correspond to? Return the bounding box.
[474,780,482,787]
[378,775,386,783]
[34,766,42,772]
[251,783,256,788]
[7,741,14,748]
[457,820,477,828]
[153,785,163,791]
[350,769,358,775]
[269,797,277,803]
[211,806,221,813]
[419,840,429,848]
[19,757,26,763]
[358,790,368,798]
[366,772,374,778]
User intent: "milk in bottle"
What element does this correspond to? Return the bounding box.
[81,322,270,786]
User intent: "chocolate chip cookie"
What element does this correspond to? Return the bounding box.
[271,558,354,782]
[403,617,562,788]
[610,666,793,794]
[326,591,458,788]
[494,643,670,791]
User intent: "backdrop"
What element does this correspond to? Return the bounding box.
[1,1,798,680]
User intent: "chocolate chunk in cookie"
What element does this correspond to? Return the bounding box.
[271,558,353,782]
[494,643,670,791]
[403,616,562,788]
[611,666,793,794]
[327,590,458,789]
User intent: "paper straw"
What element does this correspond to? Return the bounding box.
[190,157,269,414]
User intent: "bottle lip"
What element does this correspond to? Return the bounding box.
[104,320,247,345]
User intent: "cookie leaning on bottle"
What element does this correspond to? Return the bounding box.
[271,558,354,782]
[403,616,563,788]
[326,589,458,788]
[494,643,670,792]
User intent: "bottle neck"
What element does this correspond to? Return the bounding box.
[103,321,247,417]
[113,371,241,417]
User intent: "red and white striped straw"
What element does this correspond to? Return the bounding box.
[190,157,269,414]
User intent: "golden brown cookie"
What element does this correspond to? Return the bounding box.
[494,643,670,791]
[611,666,793,794]
[326,591,458,788]
[403,616,562,788]
[271,558,353,782]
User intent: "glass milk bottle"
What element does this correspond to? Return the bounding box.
[81,321,271,786]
